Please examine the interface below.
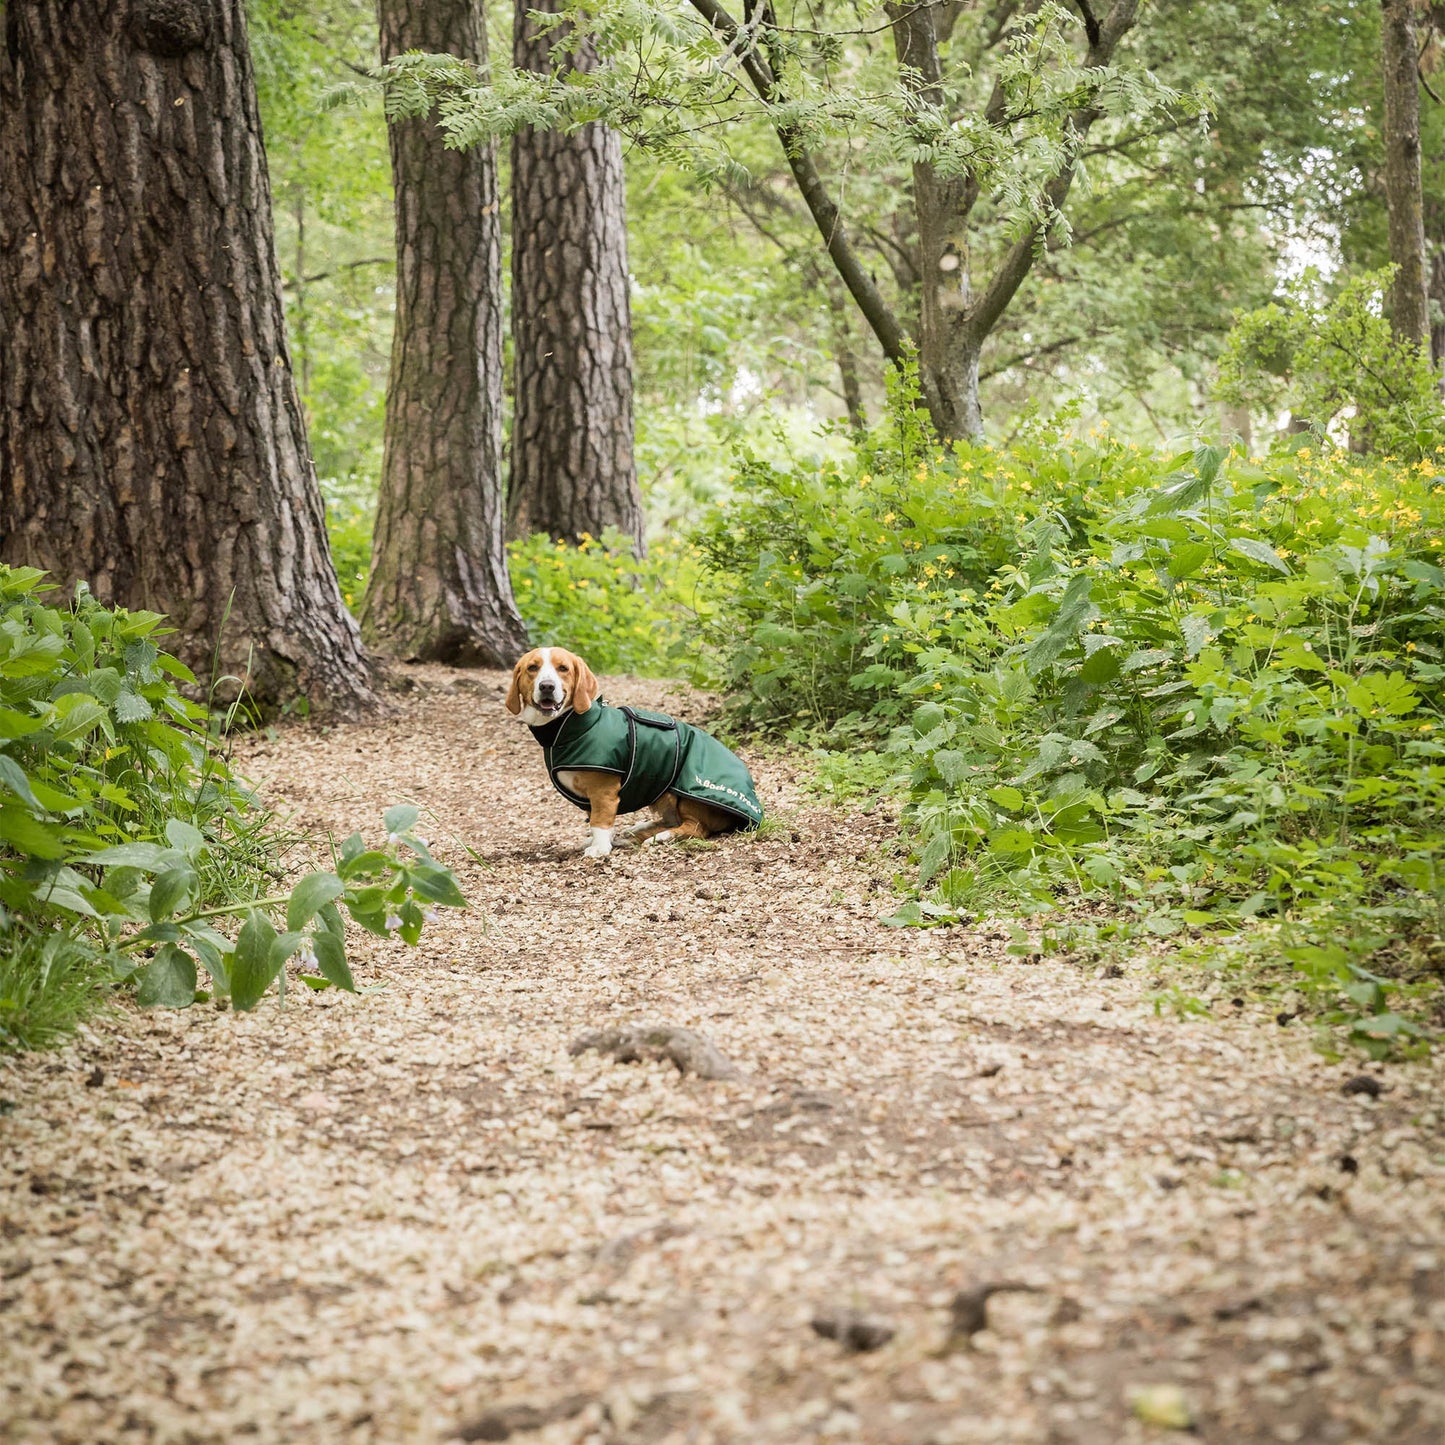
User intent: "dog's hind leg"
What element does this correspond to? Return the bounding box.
[642,797,727,846]
[644,816,710,845]
[623,794,681,846]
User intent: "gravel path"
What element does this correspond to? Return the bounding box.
[3,666,1443,1444]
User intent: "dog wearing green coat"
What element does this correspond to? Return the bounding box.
[505,647,764,860]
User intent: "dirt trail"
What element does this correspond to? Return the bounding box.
[2,666,1443,1444]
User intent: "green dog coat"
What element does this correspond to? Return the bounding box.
[529,700,764,830]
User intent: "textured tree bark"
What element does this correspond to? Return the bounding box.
[1381,0,1431,345]
[510,0,644,553]
[362,0,528,664]
[0,0,374,714]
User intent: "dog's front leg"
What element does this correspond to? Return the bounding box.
[577,774,622,860]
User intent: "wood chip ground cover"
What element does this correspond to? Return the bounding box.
[2,666,1442,1443]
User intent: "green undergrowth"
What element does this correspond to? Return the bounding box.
[697,370,1445,1056]
[324,501,703,677]
[0,569,464,1051]
[507,527,706,676]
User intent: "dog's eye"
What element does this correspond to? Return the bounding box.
[527,663,539,672]
[558,663,570,672]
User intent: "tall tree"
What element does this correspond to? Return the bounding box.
[396,0,1174,440]
[509,0,644,551]
[0,0,373,713]
[362,0,528,663]
[1381,0,1431,344]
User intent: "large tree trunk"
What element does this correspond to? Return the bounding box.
[1381,0,1431,345]
[0,0,373,714]
[510,0,644,554]
[362,0,528,665]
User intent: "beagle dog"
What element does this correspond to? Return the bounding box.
[505,647,764,860]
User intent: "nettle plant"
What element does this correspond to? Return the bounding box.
[887,444,1444,1048]
[0,568,463,1045]
[694,369,1152,739]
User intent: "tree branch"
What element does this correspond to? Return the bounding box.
[1073,0,1101,49]
[963,0,1140,344]
[282,257,393,289]
[688,0,910,361]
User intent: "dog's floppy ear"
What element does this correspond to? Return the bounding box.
[504,655,528,716]
[571,653,599,713]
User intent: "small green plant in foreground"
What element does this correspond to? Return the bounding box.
[0,569,463,1049]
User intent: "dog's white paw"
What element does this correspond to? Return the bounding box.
[582,826,614,860]
[643,830,674,847]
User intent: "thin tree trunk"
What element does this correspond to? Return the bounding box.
[510,0,644,553]
[0,0,373,715]
[825,280,868,431]
[1381,0,1431,344]
[1431,244,1445,372]
[362,0,528,664]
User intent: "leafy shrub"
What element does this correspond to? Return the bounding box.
[1218,268,1445,460]
[508,528,705,676]
[323,479,376,614]
[699,374,1445,1049]
[694,368,1152,738]
[0,569,463,1050]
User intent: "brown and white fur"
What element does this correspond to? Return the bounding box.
[505,647,736,860]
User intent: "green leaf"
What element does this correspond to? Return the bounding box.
[148,866,198,923]
[1179,614,1211,657]
[0,707,44,740]
[337,849,389,881]
[1229,536,1291,573]
[187,933,229,991]
[911,702,947,735]
[136,944,197,1009]
[1350,1012,1424,1040]
[85,841,174,871]
[230,910,281,1012]
[286,871,346,932]
[316,900,345,938]
[37,885,101,919]
[1079,646,1122,684]
[0,755,43,812]
[988,827,1036,855]
[311,930,356,993]
[51,695,109,741]
[0,805,66,859]
[164,819,206,857]
[406,864,467,909]
[988,785,1025,811]
[1168,542,1212,579]
[931,748,972,785]
[114,690,154,723]
[881,901,925,928]
[383,804,420,836]
[271,930,308,967]
[918,832,951,886]
[1027,573,1094,675]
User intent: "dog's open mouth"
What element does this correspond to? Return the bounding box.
[534,698,564,715]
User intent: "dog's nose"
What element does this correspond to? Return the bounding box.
[538,682,558,698]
